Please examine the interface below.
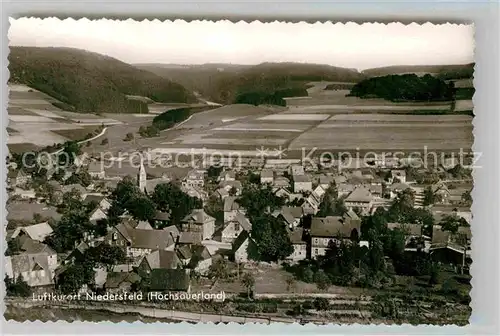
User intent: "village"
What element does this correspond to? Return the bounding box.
[4,143,473,322]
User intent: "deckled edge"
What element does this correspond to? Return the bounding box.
[3,18,474,329]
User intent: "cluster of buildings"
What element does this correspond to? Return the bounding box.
[5,151,473,295]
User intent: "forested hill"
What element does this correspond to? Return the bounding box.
[137,62,365,105]
[362,63,474,80]
[8,47,197,113]
[349,74,455,102]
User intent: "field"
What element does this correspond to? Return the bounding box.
[130,81,475,161]
[7,84,120,153]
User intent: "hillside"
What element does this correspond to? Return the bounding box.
[137,62,365,104]
[8,47,197,113]
[362,63,474,80]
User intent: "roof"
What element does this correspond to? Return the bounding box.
[235,212,252,232]
[191,245,212,261]
[219,180,242,190]
[432,225,451,244]
[293,175,311,183]
[19,237,56,255]
[185,169,205,180]
[387,223,422,236]
[150,269,190,291]
[224,196,241,212]
[369,184,383,194]
[154,210,171,221]
[273,176,290,187]
[232,231,250,252]
[220,170,236,179]
[12,222,53,242]
[145,250,180,270]
[260,169,274,178]
[319,175,335,186]
[176,245,193,260]
[136,221,154,230]
[291,165,305,175]
[5,253,54,286]
[182,209,215,224]
[105,272,141,288]
[337,183,355,193]
[115,223,176,250]
[163,225,180,237]
[217,188,229,198]
[389,182,411,191]
[288,228,306,245]
[178,231,202,245]
[310,216,360,238]
[345,187,373,203]
[83,194,106,205]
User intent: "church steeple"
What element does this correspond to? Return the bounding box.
[138,156,147,192]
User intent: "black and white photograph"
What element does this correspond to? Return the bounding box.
[4,18,474,325]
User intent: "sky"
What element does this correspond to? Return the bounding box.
[9,18,474,70]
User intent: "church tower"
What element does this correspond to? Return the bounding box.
[138,156,147,192]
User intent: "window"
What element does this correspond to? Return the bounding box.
[112,232,118,241]
[234,223,240,231]
[314,249,318,255]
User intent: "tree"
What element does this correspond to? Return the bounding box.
[5,239,22,256]
[85,243,126,271]
[313,297,330,311]
[422,186,435,206]
[151,182,202,225]
[5,275,31,297]
[285,275,296,292]
[128,195,156,221]
[461,190,472,206]
[204,195,224,224]
[208,258,229,280]
[101,138,109,146]
[249,214,293,262]
[440,215,461,233]
[429,262,441,285]
[57,263,94,294]
[124,132,134,142]
[229,186,238,196]
[241,272,255,299]
[238,184,285,217]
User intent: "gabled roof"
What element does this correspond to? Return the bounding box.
[235,212,252,232]
[105,272,141,288]
[293,175,311,183]
[219,180,242,190]
[310,216,359,238]
[232,231,250,253]
[114,223,176,250]
[389,182,411,191]
[224,196,241,212]
[345,187,373,203]
[182,209,215,224]
[12,222,53,242]
[163,225,180,238]
[150,269,190,291]
[19,237,56,255]
[176,245,193,260]
[260,169,274,178]
[191,245,212,261]
[178,231,202,245]
[154,210,171,221]
[136,221,154,230]
[83,194,107,205]
[217,188,229,198]
[288,227,306,245]
[145,250,180,270]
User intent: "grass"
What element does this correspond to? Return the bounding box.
[51,126,102,141]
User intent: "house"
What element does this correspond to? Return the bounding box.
[89,207,107,222]
[88,160,105,179]
[188,245,213,274]
[7,169,31,187]
[276,206,304,229]
[221,212,252,243]
[182,169,205,188]
[431,181,451,203]
[293,175,312,193]
[310,213,361,259]
[105,272,141,294]
[369,184,383,198]
[218,170,236,182]
[390,170,406,184]
[138,250,181,275]
[290,164,305,176]
[4,241,58,288]
[149,269,191,292]
[430,225,471,267]
[11,222,53,242]
[181,209,216,240]
[232,231,256,263]
[344,187,374,215]
[389,182,412,199]
[319,175,335,190]
[12,188,36,200]
[273,176,290,188]
[260,169,274,184]
[178,231,203,246]
[387,222,426,251]
[216,188,229,200]
[312,185,326,200]
[106,222,178,259]
[223,196,245,222]
[135,221,154,230]
[287,228,307,262]
[153,211,171,227]
[181,184,208,203]
[302,193,321,215]
[218,180,243,196]
[63,241,89,265]
[337,183,355,197]
[176,245,193,266]
[83,195,111,211]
